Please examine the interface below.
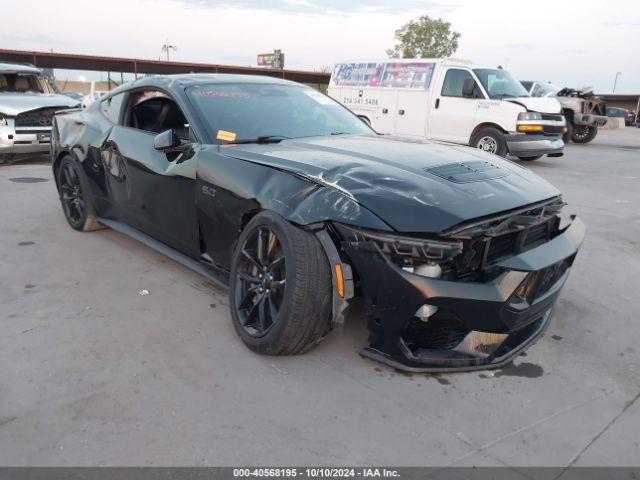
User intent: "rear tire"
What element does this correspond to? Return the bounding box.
[572,125,598,144]
[229,211,332,355]
[57,156,103,232]
[470,128,508,157]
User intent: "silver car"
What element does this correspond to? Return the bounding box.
[0,63,79,162]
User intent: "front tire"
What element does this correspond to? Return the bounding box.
[229,211,332,355]
[57,156,102,232]
[572,125,598,144]
[471,128,508,157]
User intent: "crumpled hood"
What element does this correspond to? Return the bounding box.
[221,135,561,233]
[506,97,562,114]
[0,93,79,116]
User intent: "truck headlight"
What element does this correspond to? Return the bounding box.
[334,224,463,266]
[518,112,542,121]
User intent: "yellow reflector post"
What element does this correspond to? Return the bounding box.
[334,264,344,298]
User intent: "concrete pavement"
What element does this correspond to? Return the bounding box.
[1,128,639,466]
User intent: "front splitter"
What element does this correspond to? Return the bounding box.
[360,309,552,373]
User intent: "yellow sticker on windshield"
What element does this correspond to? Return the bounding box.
[217,130,237,142]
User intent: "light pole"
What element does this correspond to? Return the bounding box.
[613,71,622,93]
[162,40,177,62]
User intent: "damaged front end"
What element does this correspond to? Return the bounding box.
[333,198,585,372]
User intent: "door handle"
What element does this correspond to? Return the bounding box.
[435,98,440,109]
[382,108,388,114]
[398,109,405,115]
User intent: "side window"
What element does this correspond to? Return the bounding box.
[441,69,475,97]
[125,90,190,139]
[100,93,125,123]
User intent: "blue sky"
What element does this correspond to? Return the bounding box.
[3,0,639,92]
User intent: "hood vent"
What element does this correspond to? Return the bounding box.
[425,161,509,184]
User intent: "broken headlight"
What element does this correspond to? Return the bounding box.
[334,223,463,268]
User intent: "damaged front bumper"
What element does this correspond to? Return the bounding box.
[573,113,608,127]
[506,134,564,158]
[338,217,585,372]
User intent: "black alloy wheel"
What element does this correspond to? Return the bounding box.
[57,156,103,232]
[229,211,332,355]
[234,226,286,337]
[572,125,598,144]
[59,160,87,229]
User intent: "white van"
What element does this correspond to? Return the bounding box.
[328,59,566,160]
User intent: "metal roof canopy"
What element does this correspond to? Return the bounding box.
[0,48,330,85]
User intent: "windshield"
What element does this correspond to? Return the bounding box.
[187,83,374,143]
[532,82,560,97]
[473,69,529,99]
[0,72,48,93]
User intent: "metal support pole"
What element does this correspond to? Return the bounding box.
[613,72,621,93]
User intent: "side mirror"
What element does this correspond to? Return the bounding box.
[154,129,181,151]
[357,115,372,127]
[462,78,477,98]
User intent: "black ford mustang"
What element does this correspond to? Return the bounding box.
[51,74,585,372]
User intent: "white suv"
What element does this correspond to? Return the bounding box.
[0,63,79,162]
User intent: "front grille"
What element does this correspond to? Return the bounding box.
[486,232,518,263]
[541,113,563,121]
[523,221,550,246]
[15,107,63,127]
[15,129,51,135]
[485,220,552,264]
[542,125,565,135]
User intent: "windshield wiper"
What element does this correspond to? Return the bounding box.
[230,135,290,144]
[330,132,352,136]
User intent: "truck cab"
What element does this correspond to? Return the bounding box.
[328,59,566,161]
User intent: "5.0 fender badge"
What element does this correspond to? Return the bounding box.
[201,185,216,198]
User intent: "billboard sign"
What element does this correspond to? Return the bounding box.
[257,50,284,69]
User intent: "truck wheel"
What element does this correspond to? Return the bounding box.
[57,156,103,232]
[563,120,574,143]
[518,155,542,161]
[572,125,598,144]
[229,211,332,355]
[471,128,507,157]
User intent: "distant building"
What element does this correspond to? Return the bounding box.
[55,80,119,95]
[597,93,640,111]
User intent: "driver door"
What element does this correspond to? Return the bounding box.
[101,89,200,257]
[429,68,481,144]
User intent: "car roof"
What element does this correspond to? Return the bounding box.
[112,73,301,96]
[0,62,42,73]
